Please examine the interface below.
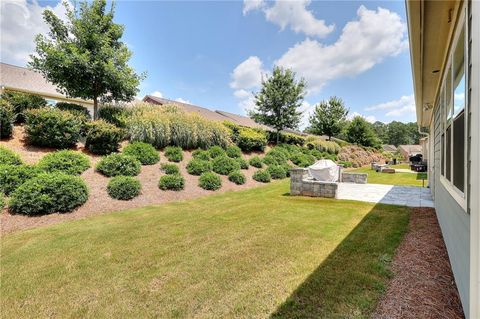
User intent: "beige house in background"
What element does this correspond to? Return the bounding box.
[0,62,93,114]
[407,0,479,317]
[397,144,423,159]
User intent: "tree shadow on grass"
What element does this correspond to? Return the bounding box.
[269,203,410,319]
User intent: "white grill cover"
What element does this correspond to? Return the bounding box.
[308,159,339,182]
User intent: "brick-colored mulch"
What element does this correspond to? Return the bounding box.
[373,207,465,319]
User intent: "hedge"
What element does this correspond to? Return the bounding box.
[228,171,246,185]
[96,154,141,177]
[164,146,183,162]
[1,90,46,123]
[9,173,88,215]
[37,150,90,175]
[0,146,22,165]
[198,172,222,190]
[212,156,240,175]
[186,158,212,175]
[123,142,160,165]
[159,174,185,191]
[0,164,40,195]
[0,100,14,138]
[236,127,267,152]
[25,108,82,148]
[127,105,230,149]
[107,176,141,200]
[160,163,180,175]
[85,120,124,155]
[252,170,271,183]
[267,131,306,146]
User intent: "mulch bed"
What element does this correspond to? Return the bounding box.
[0,126,267,235]
[373,207,465,319]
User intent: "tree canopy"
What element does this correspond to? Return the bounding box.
[29,0,144,118]
[346,116,380,148]
[307,96,349,140]
[249,66,306,142]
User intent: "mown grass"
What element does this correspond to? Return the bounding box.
[1,180,410,318]
[347,165,427,187]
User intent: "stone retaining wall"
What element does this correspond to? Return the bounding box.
[341,172,368,184]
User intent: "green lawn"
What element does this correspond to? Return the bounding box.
[1,180,410,318]
[347,165,428,187]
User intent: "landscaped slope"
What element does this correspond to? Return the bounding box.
[1,180,410,318]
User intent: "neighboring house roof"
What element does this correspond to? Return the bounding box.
[143,95,228,122]
[382,145,397,152]
[214,110,270,130]
[0,62,92,105]
[398,144,422,155]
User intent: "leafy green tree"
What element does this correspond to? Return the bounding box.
[406,122,422,144]
[308,96,349,140]
[372,121,388,144]
[386,121,410,146]
[346,116,380,148]
[249,66,306,143]
[29,0,144,119]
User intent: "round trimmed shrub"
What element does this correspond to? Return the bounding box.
[0,164,39,195]
[37,150,90,175]
[159,174,185,191]
[96,154,141,177]
[98,105,131,128]
[267,165,287,179]
[253,169,271,183]
[9,173,88,215]
[0,99,14,138]
[208,145,226,159]
[160,163,180,175]
[55,102,91,119]
[164,146,183,162]
[236,157,249,170]
[290,152,315,168]
[228,171,246,185]
[85,120,123,155]
[123,142,160,165]
[107,176,141,200]
[25,108,81,148]
[263,149,288,165]
[249,156,263,168]
[186,158,212,175]
[226,145,242,158]
[0,146,22,165]
[192,149,210,161]
[1,90,47,123]
[212,156,240,175]
[199,172,222,190]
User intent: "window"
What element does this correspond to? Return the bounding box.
[440,15,467,198]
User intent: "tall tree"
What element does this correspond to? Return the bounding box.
[29,0,144,119]
[249,66,306,143]
[308,96,349,140]
[346,116,380,148]
[386,121,410,146]
[372,121,388,144]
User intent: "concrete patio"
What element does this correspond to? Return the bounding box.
[336,183,434,208]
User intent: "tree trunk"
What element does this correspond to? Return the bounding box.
[328,135,331,141]
[276,129,280,144]
[93,96,98,120]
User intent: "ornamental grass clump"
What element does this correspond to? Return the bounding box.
[212,156,240,175]
[186,158,212,176]
[249,156,263,168]
[9,173,88,215]
[159,174,185,191]
[37,150,90,175]
[0,164,40,195]
[123,142,160,165]
[127,104,230,149]
[107,176,141,200]
[253,170,271,183]
[96,154,141,177]
[160,163,180,175]
[0,146,22,165]
[164,146,183,162]
[198,172,222,190]
[228,171,246,185]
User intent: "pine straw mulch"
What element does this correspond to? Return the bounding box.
[373,207,465,319]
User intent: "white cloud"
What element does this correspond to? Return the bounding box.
[365,94,415,117]
[175,97,191,104]
[276,5,408,93]
[243,0,265,15]
[0,0,69,66]
[348,111,376,123]
[151,91,163,98]
[264,0,334,38]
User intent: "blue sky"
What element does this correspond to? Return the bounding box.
[1,0,416,126]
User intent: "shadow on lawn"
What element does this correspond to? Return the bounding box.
[269,203,410,318]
